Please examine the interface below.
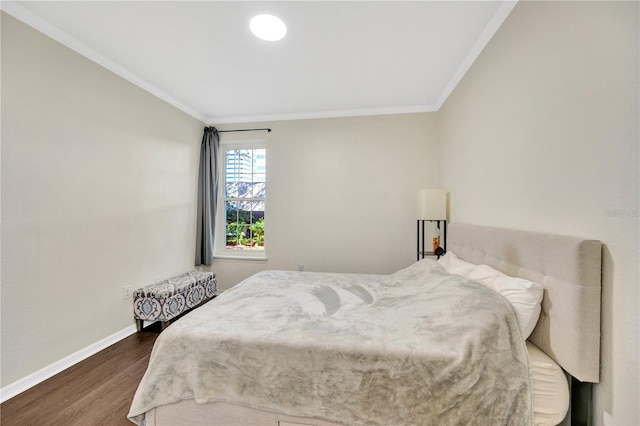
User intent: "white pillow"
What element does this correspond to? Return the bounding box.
[467,264,544,339]
[437,251,476,277]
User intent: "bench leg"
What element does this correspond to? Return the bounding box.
[136,319,144,332]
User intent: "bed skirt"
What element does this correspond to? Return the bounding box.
[145,400,343,426]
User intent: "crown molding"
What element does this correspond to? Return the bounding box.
[1,1,208,123]
[2,0,517,125]
[435,0,518,110]
[207,104,438,125]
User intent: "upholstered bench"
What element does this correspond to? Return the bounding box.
[133,271,216,331]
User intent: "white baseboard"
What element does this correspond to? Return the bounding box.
[0,324,138,403]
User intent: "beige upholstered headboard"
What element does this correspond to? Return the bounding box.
[448,223,602,383]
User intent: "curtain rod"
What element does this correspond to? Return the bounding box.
[205,127,271,133]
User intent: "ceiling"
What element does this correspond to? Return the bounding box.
[2,1,517,124]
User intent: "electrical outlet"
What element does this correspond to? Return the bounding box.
[123,286,133,300]
[297,264,304,271]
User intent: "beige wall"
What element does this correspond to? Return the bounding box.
[4,3,638,424]
[210,113,439,290]
[438,2,639,424]
[1,13,204,386]
[1,11,440,387]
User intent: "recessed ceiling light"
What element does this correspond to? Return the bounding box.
[250,14,287,41]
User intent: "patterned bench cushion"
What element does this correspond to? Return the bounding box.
[133,271,216,323]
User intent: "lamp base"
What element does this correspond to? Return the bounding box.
[417,220,447,260]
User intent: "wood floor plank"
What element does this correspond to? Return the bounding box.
[0,325,161,426]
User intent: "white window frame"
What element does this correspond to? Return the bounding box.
[214,140,267,261]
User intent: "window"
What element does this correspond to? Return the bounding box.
[216,144,266,258]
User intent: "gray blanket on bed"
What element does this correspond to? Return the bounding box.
[128,260,532,425]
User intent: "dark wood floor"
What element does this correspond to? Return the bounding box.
[0,323,161,426]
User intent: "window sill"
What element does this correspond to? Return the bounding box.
[213,255,268,262]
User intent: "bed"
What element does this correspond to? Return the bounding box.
[128,223,602,426]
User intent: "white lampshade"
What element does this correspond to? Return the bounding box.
[417,189,447,220]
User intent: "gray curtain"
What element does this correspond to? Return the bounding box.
[195,127,219,266]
